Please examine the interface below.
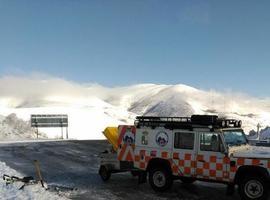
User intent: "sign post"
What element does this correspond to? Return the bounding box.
[31,114,68,139]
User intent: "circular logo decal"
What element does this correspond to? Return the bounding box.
[123,128,135,145]
[156,131,168,147]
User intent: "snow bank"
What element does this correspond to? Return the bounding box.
[0,161,66,200]
[0,113,46,141]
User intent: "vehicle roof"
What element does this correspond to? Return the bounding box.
[135,115,242,130]
[137,127,244,133]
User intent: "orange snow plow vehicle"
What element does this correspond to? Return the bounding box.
[99,115,270,200]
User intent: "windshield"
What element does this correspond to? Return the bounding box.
[223,130,248,146]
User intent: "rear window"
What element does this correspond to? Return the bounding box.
[174,132,194,149]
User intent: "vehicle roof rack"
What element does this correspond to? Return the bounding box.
[135,115,241,130]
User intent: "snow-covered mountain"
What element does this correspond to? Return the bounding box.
[0,76,270,140]
[259,127,270,141]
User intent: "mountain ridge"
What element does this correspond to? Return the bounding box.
[0,76,269,139]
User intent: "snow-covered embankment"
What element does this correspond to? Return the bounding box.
[0,161,65,200]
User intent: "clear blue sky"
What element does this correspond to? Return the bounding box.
[0,0,269,96]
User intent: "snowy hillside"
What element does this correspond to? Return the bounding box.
[0,113,45,141]
[0,76,270,140]
[260,127,270,140]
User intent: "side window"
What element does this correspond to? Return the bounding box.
[174,132,194,149]
[200,133,223,152]
[141,131,148,145]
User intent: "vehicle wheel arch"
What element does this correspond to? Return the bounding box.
[234,165,269,184]
[146,158,172,174]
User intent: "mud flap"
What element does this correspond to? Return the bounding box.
[138,171,147,184]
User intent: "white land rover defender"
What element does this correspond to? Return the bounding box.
[99,115,270,200]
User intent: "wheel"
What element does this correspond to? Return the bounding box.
[99,165,111,181]
[179,177,196,184]
[238,176,268,200]
[149,167,172,192]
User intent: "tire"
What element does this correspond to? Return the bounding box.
[99,165,111,181]
[179,177,196,184]
[238,176,268,200]
[149,167,173,192]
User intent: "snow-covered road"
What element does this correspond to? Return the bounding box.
[0,140,241,200]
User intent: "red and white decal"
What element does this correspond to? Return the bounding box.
[117,126,136,162]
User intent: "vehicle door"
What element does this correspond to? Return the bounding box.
[196,132,229,181]
[172,131,196,177]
